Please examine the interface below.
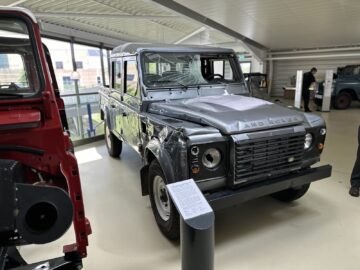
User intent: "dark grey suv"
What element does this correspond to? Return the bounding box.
[99,43,332,239]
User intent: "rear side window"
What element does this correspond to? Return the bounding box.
[0,18,41,97]
[112,59,122,90]
[125,60,139,97]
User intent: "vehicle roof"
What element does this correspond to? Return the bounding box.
[111,42,235,56]
[0,7,37,23]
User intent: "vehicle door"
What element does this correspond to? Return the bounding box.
[121,56,141,151]
[109,57,125,138]
[353,66,360,98]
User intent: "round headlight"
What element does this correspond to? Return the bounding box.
[304,133,313,149]
[202,148,221,169]
[320,128,326,135]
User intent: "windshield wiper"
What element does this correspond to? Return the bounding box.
[176,82,189,89]
[0,92,24,98]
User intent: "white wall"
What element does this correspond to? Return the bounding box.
[271,57,360,96]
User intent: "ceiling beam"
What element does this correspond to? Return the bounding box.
[7,0,27,7]
[174,26,207,44]
[34,12,181,20]
[267,53,360,61]
[40,22,126,48]
[151,0,267,51]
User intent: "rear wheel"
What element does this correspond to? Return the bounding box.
[104,122,122,158]
[334,92,352,109]
[148,160,179,240]
[271,184,310,202]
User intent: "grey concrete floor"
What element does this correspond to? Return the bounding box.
[21,102,360,270]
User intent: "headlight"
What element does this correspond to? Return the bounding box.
[320,128,326,135]
[202,148,221,169]
[304,133,313,149]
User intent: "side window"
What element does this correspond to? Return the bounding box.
[211,59,233,80]
[240,62,251,74]
[112,59,122,90]
[0,53,30,90]
[353,66,360,75]
[144,62,157,74]
[213,60,224,76]
[125,60,139,97]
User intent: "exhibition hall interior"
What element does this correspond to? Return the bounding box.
[0,1,359,269]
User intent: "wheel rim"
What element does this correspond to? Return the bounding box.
[105,124,111,148]
[153,175,170,221]
[337,95,350,108]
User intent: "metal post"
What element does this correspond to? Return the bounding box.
[181,215,214,270]
[70,37,84,139]
[86,103,95,137]
[167,179,215,270]
[295,70,303,109]
[107,50,111,83]
[99,44,106,86]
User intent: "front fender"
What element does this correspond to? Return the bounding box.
[145,138,176,183]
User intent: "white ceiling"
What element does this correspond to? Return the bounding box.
[3,0,358,51]
[0,0,235,48]
[174,0,360,50]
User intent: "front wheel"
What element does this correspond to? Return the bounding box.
[104,122,122,158]
[271,183,310,202]
[334,92,352,109]
[148,160,179,240]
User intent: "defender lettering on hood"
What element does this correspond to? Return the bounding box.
[148,95,304,134]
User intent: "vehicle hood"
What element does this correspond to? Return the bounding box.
[148,95,305,134]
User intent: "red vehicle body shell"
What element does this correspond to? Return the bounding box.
[0,9,90,258]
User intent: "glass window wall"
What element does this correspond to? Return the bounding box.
[42,37,110,141]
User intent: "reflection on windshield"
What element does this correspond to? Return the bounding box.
[141,52,241,88]
[0,19,40,97]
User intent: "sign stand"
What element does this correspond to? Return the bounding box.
[322,70,333,112]
[294,70,303,109]
[167,179,215,270]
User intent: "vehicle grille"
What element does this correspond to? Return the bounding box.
[234,133,305,185]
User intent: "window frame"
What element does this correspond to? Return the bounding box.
[0,15,45,98]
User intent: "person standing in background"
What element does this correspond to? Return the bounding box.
[302,67,317,112]
[349,126,360,197]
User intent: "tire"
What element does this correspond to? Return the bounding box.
[334,92,352,110]
[271,183,311,202]
[148,159,180,240]
[104,121,122,158]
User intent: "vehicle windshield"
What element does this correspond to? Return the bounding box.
[141,52,242,88]
[0,18,41,98]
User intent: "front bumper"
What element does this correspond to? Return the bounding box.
[206,165,332,211]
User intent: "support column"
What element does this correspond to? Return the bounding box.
[70,38,84,139]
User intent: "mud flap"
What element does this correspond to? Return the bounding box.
[140,165,149,196]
